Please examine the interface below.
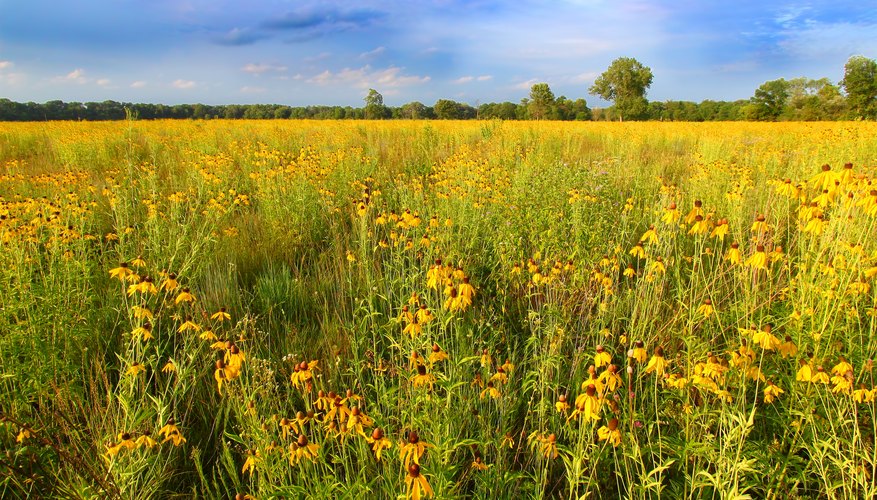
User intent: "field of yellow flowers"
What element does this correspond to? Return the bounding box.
[1,119,876,499]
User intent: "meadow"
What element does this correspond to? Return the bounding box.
[1,119,876,499]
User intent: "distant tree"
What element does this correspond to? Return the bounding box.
[434,99,464,119]
[528,83,555,120]
[400,101,429,119]
[745,78,789,121]
[364,88,388,119]
[784,78,845,120]
[589,57,653,121]
[841,56,877,119]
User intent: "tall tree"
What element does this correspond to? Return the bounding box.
[589,57,653,121]
[841,55,877,119]
[746,78,790,121]
[527,83,555,120]
[364,88,388,119]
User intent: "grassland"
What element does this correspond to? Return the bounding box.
[1,119,876,499]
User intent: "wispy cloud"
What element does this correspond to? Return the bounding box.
[241,63,288,74]
[58,68,89,84]
[130,80,147,88]
[359,46,386,59]
[307,65,429,88]
[0,60,25,86]
[215,28,266,46]
[240,86,266,93]
[172,79,196,89]
[0,60,12,70]
[261,7,386,32]
[453,76,474,84]
[513,78,542,90]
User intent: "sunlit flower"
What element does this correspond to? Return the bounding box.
[399,431,433,467]
[366,428,393,461]
[644,347,667,376]
[597,418,622,447]
[405,464,434,500]
[290,434,319,465]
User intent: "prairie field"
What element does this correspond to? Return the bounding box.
[2,119,877,499]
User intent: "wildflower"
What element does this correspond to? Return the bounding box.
[696,299,714,318]
[199,330,217,341]
[752,324,781,351]
[290,434,319,465]
[131,322,154,341]
[688,215,709,235]
[367,428,393,461]
[481,381,501,399]
[490,366,508,385]
[853,385,875,404]
[725,242,742,265]
[640,225,658,245]
[242,449,258,475]
[405,464,434,500]
[745,245,768,270]
[109,262,133,282]
[403,315,422,338]
[811,366,830,385]
[135,431,157,449]
[629,243,645,259]
[684,200,703,224]
[650,257,666,275]
[810,164,836,191]
[444,287,464,312]
[131,305,153,320]
[175,287,196,305]
[161,359,176,374]
[831,357,853,377]
[661,202,680,224]
[795,359,813,382]
[290,360,319,390]
[324,396,352,426]
[429,343,448,364]
[710,218,729,241]
[763,381,784,403]
[159,418,186,446]
[555,394,570,414]
[131,255,146,268]
[160,272,178,292]
[177,316,201,333]
[831,370,853,394]
[480,349,492,369]
[458,277,475,306]
[501,359,515,373]
[597,364,623,393]
[106,432,136,458]
[750,214,768,234]
[399,431,433,467]
[631,341,647,363]
[623,265,636,279]
[214,359,228,394]
[597,418,622,447]
[536,433,558,460]
[410,364,435,390]
[16,427,33,444]
[211,307,231,322]
[594,345,611,368]
[126,362,146,377]
[644,347,667,376]
[571,385,601,422]
[472,454,489,471]
[346,251,356,263]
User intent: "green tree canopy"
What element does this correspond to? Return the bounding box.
[527,83,555,120]
[589,57,653,121]
[841,55,877,119]
[364,88,388,119]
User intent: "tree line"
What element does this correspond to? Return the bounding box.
[1,56,874,122]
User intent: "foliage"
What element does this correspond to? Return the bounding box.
[841,55,877,119]
[589,57,654,121]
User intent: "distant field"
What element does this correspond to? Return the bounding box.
[1,119,876,499]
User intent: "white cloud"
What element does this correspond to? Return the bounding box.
[307,65,430,89]
[778,22,877,60]
[242,63,288,74]
[56,68,89,84]
[359,46,386,59]
[513,78,541,90]
[0,60,12,70]
[130,81,147,88]
[568,71,598,83]
[476,75,493,81]
[172,79,196,89]
[97,78,111,87]
[453,76,474,84]
[240,86,266,93]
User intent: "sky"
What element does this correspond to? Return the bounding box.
[0,0,875,107]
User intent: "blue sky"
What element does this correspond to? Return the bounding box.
[0,0,875,107]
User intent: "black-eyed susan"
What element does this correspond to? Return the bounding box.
[399,430,433,467]
[109,262,133,282]
[405,463,434,500]
[410,364,435,390]
[594,345,611,368]
[555,394,570,414]
[158,418,186,446]
[725,242,742,265]
[597,418,622,447]
[289,434,319,465]
[175,287,196,305]
[211,307,231,322]
[795,358,813,382]
[631,341,647,363]
[763,381,784,403]
[105,432,136,458]
[428,343,448,364]
[644,347,667,376]
[160,272,178,292]
[480,381,501,400]
[696,299,714,318]
[366,427,392,461]
[745,245,768,270]
[571,385,601,423]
